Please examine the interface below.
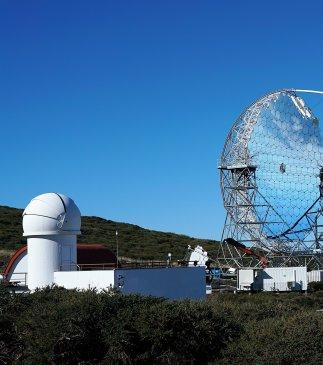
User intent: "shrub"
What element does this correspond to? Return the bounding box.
[103,300,240,364]
[4,288,238,364]
[308,281,323,292]
[0,288,322,364]
[218,311,323,365]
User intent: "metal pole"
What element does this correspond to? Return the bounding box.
[116,230,119,268]
[294,89,323,95]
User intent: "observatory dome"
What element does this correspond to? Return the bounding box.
[23,193,81,237]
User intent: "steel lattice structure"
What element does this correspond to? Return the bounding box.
[217,89,323,269]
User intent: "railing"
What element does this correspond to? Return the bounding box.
[0,261,199,286]
[77,263,117,271]
[177,260,204,267]
[75,260,208,271]
[0,272,28,286]
[120,260,170,269]
[76,260,175,271]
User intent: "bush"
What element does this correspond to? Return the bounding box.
[308,281,323,292]
[102,300,240,364]
[0,288,322,364]
[0,285,23,364]
[1,288,238,364]
[218,311,323,365]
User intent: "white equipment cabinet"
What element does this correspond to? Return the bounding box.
[238,267,307,292]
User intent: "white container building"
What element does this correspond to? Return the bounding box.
[238,266,308,292]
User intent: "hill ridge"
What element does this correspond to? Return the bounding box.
[0,205,219,267]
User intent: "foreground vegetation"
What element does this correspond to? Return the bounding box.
[0,205,219,268]
[0,286,322,364]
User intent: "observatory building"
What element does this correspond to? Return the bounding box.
[2,193,205,300]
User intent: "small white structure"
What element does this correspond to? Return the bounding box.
[23,193,81,290]
[238,267,308,292]
[187,245,209,267]
[238,268,255,291]
[187,245,212,294]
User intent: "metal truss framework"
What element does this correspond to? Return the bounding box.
[217,89,323,269]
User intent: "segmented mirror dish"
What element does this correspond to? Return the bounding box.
[220,89,323,251]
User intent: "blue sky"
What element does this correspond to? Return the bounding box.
[1,0,323,239]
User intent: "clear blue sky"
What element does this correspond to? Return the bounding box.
[1,0,323,240]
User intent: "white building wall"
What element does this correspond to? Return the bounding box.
[59,235,77,271]
[263,267,307,291]
[28,237,60,290]
[238,267,308,291]
[307,270,323,283]
[53,267,205,299]
[237,269,255,291]
[115,267,205,300]
[54,270,115,291]
[28,235,78,290]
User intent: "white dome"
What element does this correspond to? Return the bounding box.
[23,193,81,237]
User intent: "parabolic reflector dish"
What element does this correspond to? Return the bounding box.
[219,89,323,264]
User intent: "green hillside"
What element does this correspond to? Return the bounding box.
[0,205,219,267]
